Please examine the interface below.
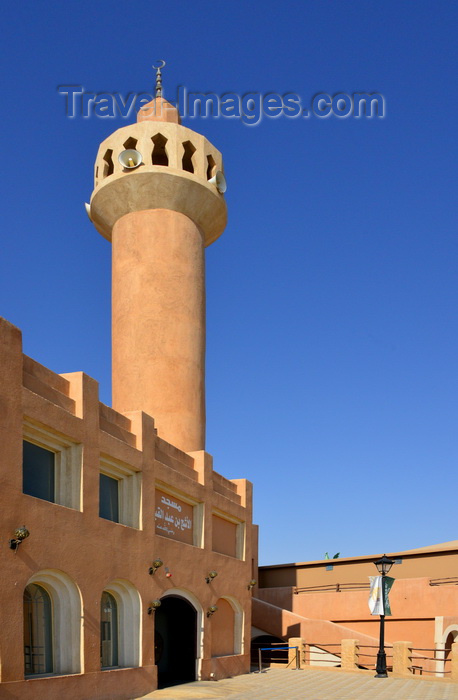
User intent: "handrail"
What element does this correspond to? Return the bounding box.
[358,644,393,649]
[429,577,458,586]
[408,647,452,676]
[294,582,370,594]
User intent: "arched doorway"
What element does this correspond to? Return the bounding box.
[155,595,197,688]
[445,631,458,663]
[251,634,288,670]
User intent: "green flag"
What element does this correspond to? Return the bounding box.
[383,576,395,616]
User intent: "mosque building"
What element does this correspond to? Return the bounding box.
[0,67,257,699]
[1,65,457,698]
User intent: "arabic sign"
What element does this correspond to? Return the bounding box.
[155,490,193,545]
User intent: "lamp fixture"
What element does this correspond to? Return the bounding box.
[149,558,163,575]
[9,526,30,552]
[147,599,162,615]
[205,570,218,584]
[247,579,257,591]
[374,554,394,576]
[207,605,218,618]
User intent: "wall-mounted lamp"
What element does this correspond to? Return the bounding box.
[147,599,162,615]
[206,570,218,584]
[207,605,218,618]
[9,526,30,552]
[149,558,163,575]
[247,579,257,591]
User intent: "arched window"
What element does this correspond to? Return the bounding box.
[101,591,119,668]
[102,579,142,668]
[24,584,53,676]
[152,134,168,166]
[25,569,82,675]
[182,141,196,173]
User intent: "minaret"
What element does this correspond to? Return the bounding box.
[89,67,227,452]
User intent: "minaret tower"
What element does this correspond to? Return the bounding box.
[89,66,227,452]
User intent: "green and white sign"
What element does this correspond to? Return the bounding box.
[368,576,395,616]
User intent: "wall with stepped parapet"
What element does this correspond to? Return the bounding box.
[0,316,254,699]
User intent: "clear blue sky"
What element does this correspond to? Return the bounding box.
[1,1,456,565]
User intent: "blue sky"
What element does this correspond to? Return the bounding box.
[1,1,456,564]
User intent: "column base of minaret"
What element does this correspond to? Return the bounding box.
[112,208,206,453]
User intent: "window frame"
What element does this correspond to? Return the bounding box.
[100,455,141,529]
[23,419,82,511]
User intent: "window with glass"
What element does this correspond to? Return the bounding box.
[101,591,119,668]
[99,474,120,522]
[23,584,53,675]
[23,441,55,503]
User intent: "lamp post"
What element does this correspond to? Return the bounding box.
[374,554,394,677]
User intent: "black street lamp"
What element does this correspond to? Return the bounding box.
[374,554,394,677]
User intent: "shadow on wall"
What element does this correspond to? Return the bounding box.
[250,635,288,669]
[286,623,301,638]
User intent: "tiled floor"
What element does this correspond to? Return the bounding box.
[137,667,458,700]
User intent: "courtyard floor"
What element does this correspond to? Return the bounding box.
[137,667,458,700]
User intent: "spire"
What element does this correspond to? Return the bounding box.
[137,60,181,124]
[154,59,165,98]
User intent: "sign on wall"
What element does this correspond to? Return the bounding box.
[155,489,194,545]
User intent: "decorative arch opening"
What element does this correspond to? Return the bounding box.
[444,628,458,664]
[102,149,114,178]
[155,590,201,688]
[182,141,196,173]
[123,136,138,150]
[25,570,82,676]
[206,154,216,180]
[152,134,168,166]
[211,596,244,658]
[103,579,141,668]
